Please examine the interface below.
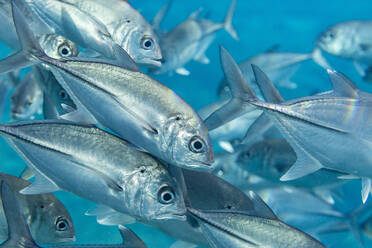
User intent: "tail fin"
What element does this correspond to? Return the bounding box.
[203,46,257,131]
[0,0,46,75]
[0,180,37,247]
[223,0,238,40]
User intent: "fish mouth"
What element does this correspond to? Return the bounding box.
[138,58,162,67]
[11,111,27,120]
[55,236,76,244]
[185,160,215,172]
[156,213,187,222]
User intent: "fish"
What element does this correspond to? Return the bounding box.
[149,0,238,76]
[187,205,325,247]
[205,46,372,203]
[61,0,162,66]
[17,0,161,66]
[0,179,146,247]
[147,169,276,248]
[10,71,42,120]
[0,120,186,225]
[316,21,372,77]
[2,0,214,171]
[0,172,75,244]
[0,76,15,122]
[236,138,345,190]
[217,47,314,99]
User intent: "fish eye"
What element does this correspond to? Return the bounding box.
[241,151,251,160]
[59,90,68,100]
[55,217,69,231]
[24,100,32,107]
[58,44,72,57]
[158,186,176,204]
[189,136,206,153]
[141,37,154,50]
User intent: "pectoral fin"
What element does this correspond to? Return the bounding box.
[20,169,60,194]
[86,205,135,225]
[176,67,190,76]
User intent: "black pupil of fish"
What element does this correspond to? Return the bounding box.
[144,40,152,48]
[193,141,203,150]
[58,222,66,229]
[61,47,69,55]
[60,91,66,99]
[163,192,172,201]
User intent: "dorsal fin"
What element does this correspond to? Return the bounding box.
[251,64,284,103]
[327,69,358,98]
[119,225,147,248]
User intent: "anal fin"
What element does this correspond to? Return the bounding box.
[19,169,59,194]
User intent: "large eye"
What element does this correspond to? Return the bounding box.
[158,186,176,204]
[55,217,69,231]
[58,44,72,57]
[59,90,68,100]
[141,37,154,50]
[189,136,206,153]
[241,151,251,160]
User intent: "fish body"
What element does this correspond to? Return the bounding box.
[187,208,325,248]
[0,173,75,244]
[317,21,372,64]
[0,121,186,224]
[150,0,237,75]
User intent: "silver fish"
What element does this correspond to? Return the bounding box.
[0,120,186,224]
[0,172,75,244]
[205,46,372,203]
[236,139,345,190]
[187,206,325,248]
[0,179,146,247]
[10,71,42,120]
[62,0,162,66]
[148,170,274,248]
[316,21,372,77]
[149,0,238,76]
[4,0,213,170]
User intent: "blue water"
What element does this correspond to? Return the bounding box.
[1,0,372,247]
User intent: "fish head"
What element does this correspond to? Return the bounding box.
[316,24,354,57]
[50,80,76,112]
[112,14,162,67]
[236,143,264,175]
[28,195,76,244]
[38,34,79,59]
[10,78,42,120]
[162,113,214,171]
[122,159,186,222]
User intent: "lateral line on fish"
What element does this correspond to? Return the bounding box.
[250,100,349,134]
[0,126,123,192]
[189,210,257,246]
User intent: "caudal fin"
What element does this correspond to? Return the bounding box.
[223,0,239,40]
[0,0,46,74]
[203,46,257,131]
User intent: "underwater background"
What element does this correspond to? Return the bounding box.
[1,0,372,247]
